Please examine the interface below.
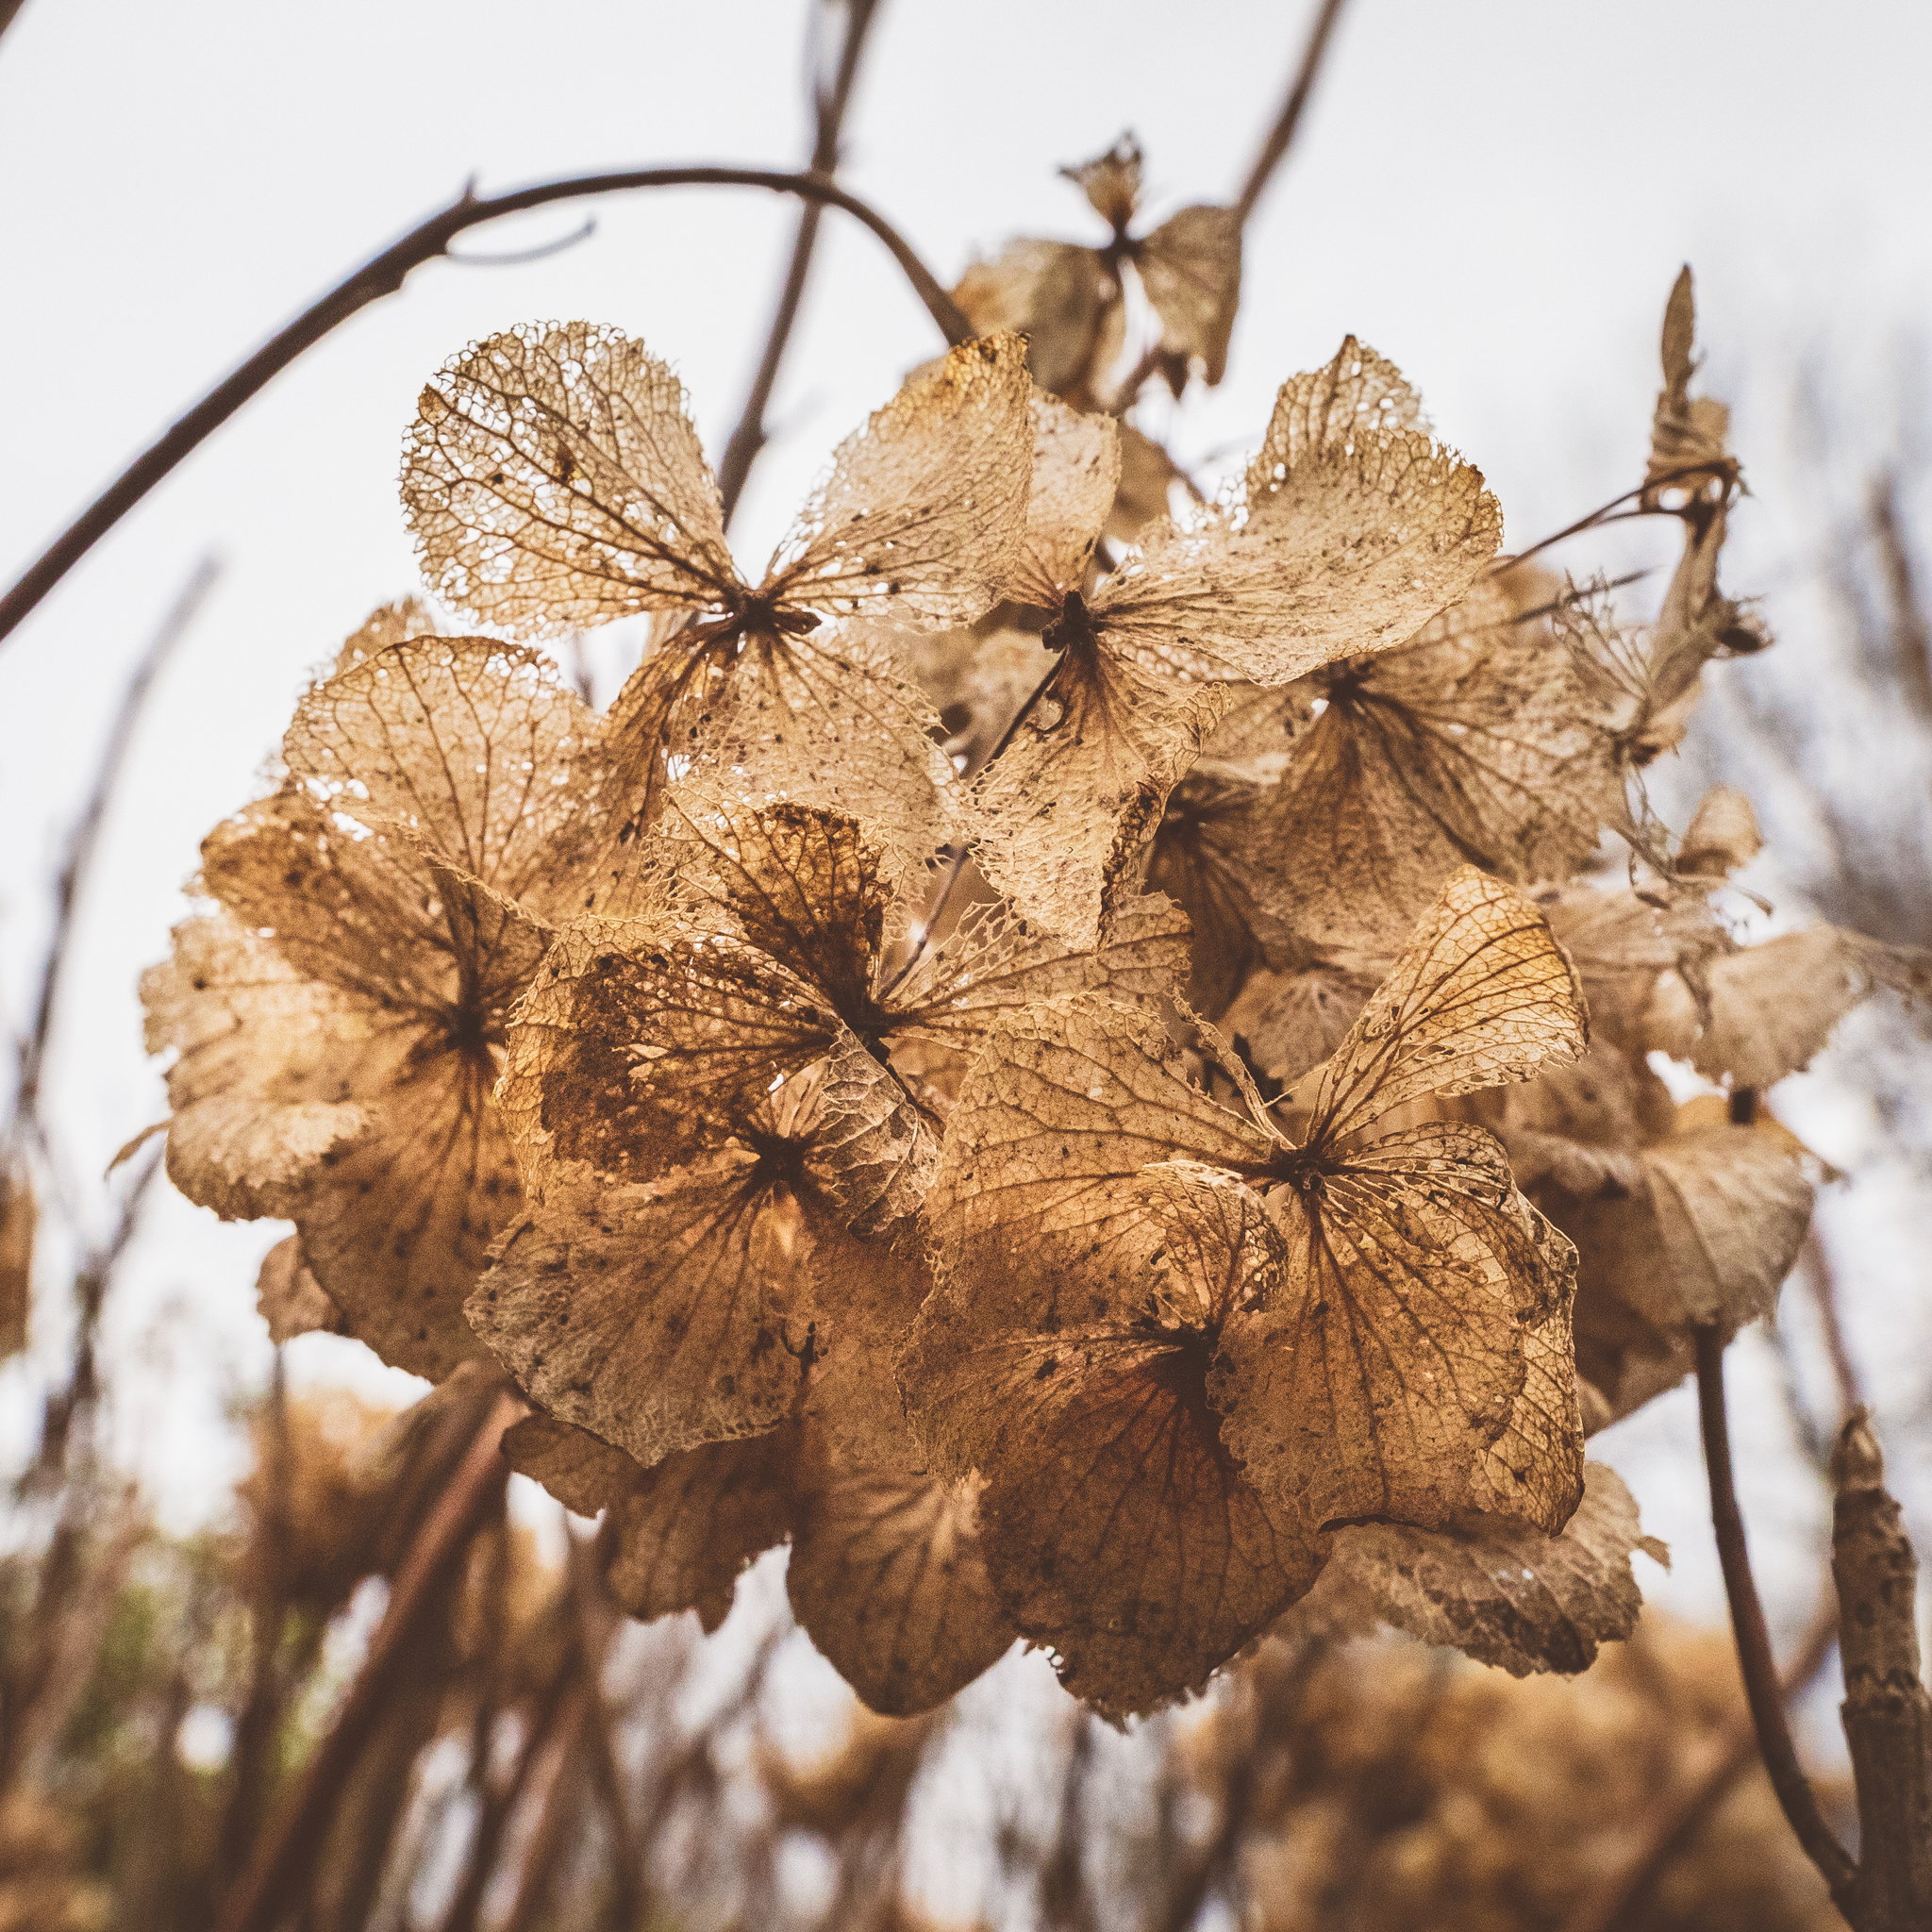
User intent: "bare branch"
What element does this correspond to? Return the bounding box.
[716,0,886,524]
[11,556,220,1141]
[0,168,970,651]
[1233,0,1348,225]
[1694,1324,1858,1907]
[212,1383,524,1932]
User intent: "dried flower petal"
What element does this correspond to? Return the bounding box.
[504,1415,793,1631]
[766,334,1034,626]
[469,1148,818,1470]
[402,321,739,635]
[789,1450,1014,1716]
[1284,1462,1662,1675]
[1135,204,1241,387]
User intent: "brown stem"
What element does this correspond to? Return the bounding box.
[212,1386,524,1932]
[1832,1408,1932,1927]
[12,557,220,1141]
[1233,0,1348,225]
[1560,1600,1840,1932]
[0,168,970,652]
[1870,471,1932,724]
[716,0,885,525]
[1694,1324,1858,1906]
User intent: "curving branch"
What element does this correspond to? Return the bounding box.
[1694,1324,1858,1908]
[0,166,971,652]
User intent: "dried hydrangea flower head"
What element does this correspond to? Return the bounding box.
[965,343,1502,945]
[903,868,1595,1715]
[402,325,1035,890]
[953,132,1241,406]
[142,623,604,1379]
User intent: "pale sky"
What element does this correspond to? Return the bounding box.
[2,0,1929,1668]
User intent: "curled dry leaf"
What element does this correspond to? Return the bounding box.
[1645,267,1736,506]
[255,1235,348,1344]
[1219,579,1625,955]
[1509,1113,1813,1419]
[142,635,600,1380]
[403,323,1033,878]
[1281,1462,1665,1676]
[788,1444,1015,1717]
[1675,783,1763,882]
[504,1414,793,1631]
[908,870,1588,1710]
[1135,204,1242,388]
[1647,923,1932,1089]
[971,340,1501,944]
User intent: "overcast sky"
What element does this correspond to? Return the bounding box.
[2,0,1929,1665]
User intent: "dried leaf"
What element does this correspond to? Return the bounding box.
[789,1450,1014,1716]
[256,1235,348,1344]
[1645,268,1734,500]
[800,1219,936,1467]
[1245,340,1424,501]
[1007,393,1118,608]
[1136,205,1242,387]
[1676,784,1763,882]
[469,1148,818,1470]
[1109,425,1184,541]
[953,240,1114,399]
[1530,1124,1812,1339]
[143,638,597,1377]
[402,321,738,634]
[1141,761,1294,1017]
[906,1159,1319,1717]
[504,1415,793,1631]
[282,635,606,924]
[1304,867,1591,1145]
[766,334,1034,626]
[1228,584,1625,954]
[968,636,1227,948]
[598,618,957,900]
[1648,925,1930,1088]
[1062,133,1142,229]
[1285,1463,1662,1675]
[1219,962,1371,1091]
[1211,1123,1585,1534]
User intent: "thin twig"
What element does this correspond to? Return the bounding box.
[716,0,885,525]
[212,1385,524,1932]
[1233,0,1348,225]
[446,212,598,267]
[1560,1600,1840,1932]
[0,168,970,651]
[1693,1324,1858,1907]
[11,556,221,1143]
